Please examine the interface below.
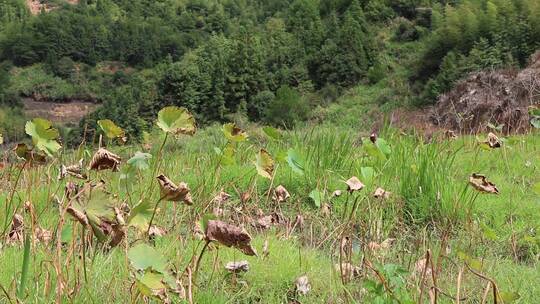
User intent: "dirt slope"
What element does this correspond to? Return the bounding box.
[23,98,97,124]
[26,0,79,15]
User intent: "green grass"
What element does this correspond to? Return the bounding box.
[0,121,538,303]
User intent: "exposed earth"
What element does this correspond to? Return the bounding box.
[22,98,97,124]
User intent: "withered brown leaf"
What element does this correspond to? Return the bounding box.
[469,173,499,194]
[14,143,46,164]
[321,203,332,217]
[373,187,391,199]
[35,227,52,244]
[148,225,167,238]
[368,238,395,252]
[335,263,361,281]
[332,190,342,197]
[413,258,433,281]
[240,191,251,204]
[7,214,24,244]
[225,260,250,273]
[66,206,89,226]
[485,132,501,148]
[212,191,231,205]
[252,212,285,230]
[156,174,193,204]
[369,132,377,144]
[293,214,304,229]
[88,148,121,171]
[205,220,257,256]
[59,159,87,180]
[99,218,125,248]
[345,176,365,193]
[444,130,457,140]
[295,275,311,296]
[272,185,290,203]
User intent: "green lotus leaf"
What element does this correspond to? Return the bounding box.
[127,151,152,171]
[255,149,274,179]
[223,123,248,142]
[25,118,61,156]
[98,119,125,139]
[156,106,196,135]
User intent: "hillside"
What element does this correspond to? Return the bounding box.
[1,0,540,144]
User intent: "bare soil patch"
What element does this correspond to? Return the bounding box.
[23,98,97,124]
[26,0,79,15]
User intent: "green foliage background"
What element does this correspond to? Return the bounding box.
[0,0,539,142]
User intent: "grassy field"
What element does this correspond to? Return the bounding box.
[0,110,539,303]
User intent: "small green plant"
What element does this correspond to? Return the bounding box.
[363,263,414,304]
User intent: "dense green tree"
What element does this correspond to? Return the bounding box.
[311,0,374,87]
[414,0,540,103]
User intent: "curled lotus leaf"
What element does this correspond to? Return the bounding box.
[373,187,391,199]
[255,149,274,179]
[89,148,121,171]
[14,143,46,163]
[272,185,290,203]
[59,159,87,180]
[156,174,193,204]
[225,260,250,273]
[469,173,499,194]
[205,220,257,256]
[25,118,61,156]
[485,132,501,148]
[345,176,364,193]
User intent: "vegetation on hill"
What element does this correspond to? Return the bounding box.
[0,0,539,144]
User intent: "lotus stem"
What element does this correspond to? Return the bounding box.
[17,231,31,299]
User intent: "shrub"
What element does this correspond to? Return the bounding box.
[8,64,77,101]
[52,56,76,79]
[264,86,309,129]
[367,62,386,84]
[393,17,419,42]
[318,84,340,106]
[0,107,26,143]
[248,90,274,121]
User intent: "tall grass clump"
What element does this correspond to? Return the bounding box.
[391,135,465,226]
